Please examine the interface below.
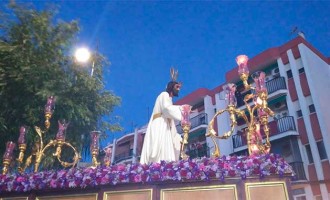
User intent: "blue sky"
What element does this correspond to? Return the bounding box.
[15,1,330,144]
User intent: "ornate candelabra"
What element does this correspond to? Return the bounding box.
[1,96,80,174]
[180,105,192,160]
[206,55,274,157]
[90,131,101,167]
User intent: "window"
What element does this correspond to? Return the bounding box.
[287,70,293,78]
[293,188,306,200]
[305,144,314,164]
[317,140,328,160]
[309,104,315,113]
[298,68,305,74]
[297,110,303,118]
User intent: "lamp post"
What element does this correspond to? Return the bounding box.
[74,47,95,77]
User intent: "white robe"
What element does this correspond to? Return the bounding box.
[140,92,182,164]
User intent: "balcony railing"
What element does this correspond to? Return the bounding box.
[232,116,296,149]
[187,144,209,159]
[113,150,133,164]
[236,77,287,107]
[266,77,287,95]
[289,162,306,181]
[176,113,208,134]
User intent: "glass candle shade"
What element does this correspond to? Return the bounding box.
[90,131,100,152]
[252,71,267,93]
[56,120,68,141]
[181,105,192,126]
[223,83,237,106]
[3,141,16,160]
[44,96,56,114]
[18,126,26,144]
[103,147,112,163]
[236,55,249,75]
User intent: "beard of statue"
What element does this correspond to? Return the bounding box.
[172,88,179,97]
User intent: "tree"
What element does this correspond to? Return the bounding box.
[0,2,121,170]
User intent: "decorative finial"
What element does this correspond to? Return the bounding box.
[170,67,178,82]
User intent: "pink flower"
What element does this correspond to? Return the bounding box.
[16,176,26,182]
[224,163,230,170]
[134,174,142,182]
[50,179,57,188]
[228,170,236,177]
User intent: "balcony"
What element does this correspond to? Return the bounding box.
[113,150,133,164]
[289,161,307,181]
[187,143,209,159]
[232,116,297,149]
[176,113,208,134]
[236,77,287,107]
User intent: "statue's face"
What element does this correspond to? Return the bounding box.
[172,83,181,97]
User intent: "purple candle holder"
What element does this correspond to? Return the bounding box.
[236,55,249,76]
[181,105,192,126]
[18,126,26,144]
[56,120,69,141]
[252,71,267,93]
[3,141,16,160]
[223,83,237,106]
[44,96,56,114]
[90,131,100,152]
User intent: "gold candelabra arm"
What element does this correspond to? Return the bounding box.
[180,124,191,160]
[53,140,63,158]
[34,139,57,172]
[206,107,239,157]
[44,111,53,130]
[34,126,45,151]
[16,143,27,173]
[23,155,33,172]
[91,149,100,167]
[243,93,254,113]
[2,159,11,175]
[56,142,80,168]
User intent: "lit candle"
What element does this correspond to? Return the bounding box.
[3,141,16,160]
[18,126,26,144]
[236,55,249,75]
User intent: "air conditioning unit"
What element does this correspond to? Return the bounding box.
[265,76,271,82]
[281,111,288,117]
[272,68,280,78]
[274,114,282,120]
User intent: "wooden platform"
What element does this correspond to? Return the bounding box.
[0,176,292,200]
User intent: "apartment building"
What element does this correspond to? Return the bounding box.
[108,36,330,200]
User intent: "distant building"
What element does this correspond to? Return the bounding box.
[107,36,330,200]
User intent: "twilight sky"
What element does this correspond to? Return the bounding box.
[11,1,330,145]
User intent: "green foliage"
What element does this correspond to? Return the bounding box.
[0,3,121,169]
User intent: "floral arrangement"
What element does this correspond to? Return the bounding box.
[0,154,294,193]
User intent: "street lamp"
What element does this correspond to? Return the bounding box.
[74,47,95,76]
